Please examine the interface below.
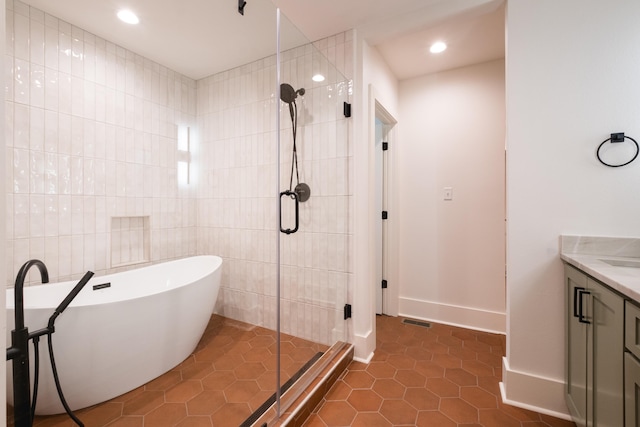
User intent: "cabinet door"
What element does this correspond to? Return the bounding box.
[588,278,623,427]
[626,301,640,360]
[625,352,640,427]
[566,264,588,427]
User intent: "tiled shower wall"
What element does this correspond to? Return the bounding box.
[4,0,354,347]
[196,34,354,346]
[5,0,197,285]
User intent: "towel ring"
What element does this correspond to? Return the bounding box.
[596,133,639,168]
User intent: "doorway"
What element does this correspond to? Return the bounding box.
[374,101,397,315]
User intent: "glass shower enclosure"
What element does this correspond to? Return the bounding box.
[194,4,352,424]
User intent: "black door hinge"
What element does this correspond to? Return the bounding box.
[382,211,388,220]
[344,304,352,319]
[343,102,352,118]
[238,0,247,15]
[382,142,388,151]
[382,279,388,289]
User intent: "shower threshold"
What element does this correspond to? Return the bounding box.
[249,340,353,427]
[240,351,324,426]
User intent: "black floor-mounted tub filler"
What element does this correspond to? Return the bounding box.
[6,259,93,427]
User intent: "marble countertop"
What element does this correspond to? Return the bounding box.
[561,235,640,303]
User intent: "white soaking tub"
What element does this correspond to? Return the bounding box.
[6,255,222,415]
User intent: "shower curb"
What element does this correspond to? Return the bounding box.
[251,342,354,426]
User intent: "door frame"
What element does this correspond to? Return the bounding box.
[369,85,398,316]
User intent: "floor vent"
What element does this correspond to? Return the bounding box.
[402,318,432,328]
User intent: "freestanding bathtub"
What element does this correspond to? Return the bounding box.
[6,255,222,415]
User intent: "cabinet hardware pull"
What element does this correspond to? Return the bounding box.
[573,286,585,318]
[578,289,591,324]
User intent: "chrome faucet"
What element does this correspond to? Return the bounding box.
[6,259,49,427]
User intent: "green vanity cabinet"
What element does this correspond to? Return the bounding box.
[625,301,640,426]
[565,264,624,427]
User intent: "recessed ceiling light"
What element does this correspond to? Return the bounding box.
[312,74,325,82]
[117,9,139,25]
[429,41,447,54]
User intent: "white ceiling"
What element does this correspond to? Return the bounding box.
[375,4,505,80]
[19,0,505,81]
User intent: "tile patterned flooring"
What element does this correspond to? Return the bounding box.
[12,314,577,426]
[17,315,328,427]
[303,315,577,427]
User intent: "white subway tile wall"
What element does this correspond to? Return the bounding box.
[6,0,197,285]
[5,0,354,346]
[197,35,354,346]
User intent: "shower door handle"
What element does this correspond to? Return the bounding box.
[280,190,299,234]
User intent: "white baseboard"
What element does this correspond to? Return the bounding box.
[353,352,374,364]
[500,357,572,420]
[398,297,506,334]
[352,328,375,362]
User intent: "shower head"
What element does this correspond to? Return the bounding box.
[280,83,296,104]
[280,83,305,103]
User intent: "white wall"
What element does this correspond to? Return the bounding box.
[397,60,506,333]
[504,0,640,417]
[362,44,399,117]
[1,0,6,417]
[352,35,399,361]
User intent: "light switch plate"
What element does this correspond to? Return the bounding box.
[444,187,453,201]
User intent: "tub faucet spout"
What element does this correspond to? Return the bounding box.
[14,260,49,330]
[6,259,49,427]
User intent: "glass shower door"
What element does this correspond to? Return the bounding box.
[272,8,352,419]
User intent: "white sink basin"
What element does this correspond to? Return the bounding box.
[600,258,640,268]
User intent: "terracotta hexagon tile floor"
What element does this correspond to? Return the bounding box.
[11,314,579,426]
[12,315,327,427]
[304,315,577,427]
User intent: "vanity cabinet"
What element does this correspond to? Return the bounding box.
[565,264,624,427]
[626,301,640,426]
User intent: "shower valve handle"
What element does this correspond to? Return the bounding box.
[279,190,299,234]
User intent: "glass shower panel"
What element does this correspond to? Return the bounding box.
[271,8,352,420]
[194,3,285,426]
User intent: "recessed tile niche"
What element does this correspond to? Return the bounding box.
[110,216,150,267]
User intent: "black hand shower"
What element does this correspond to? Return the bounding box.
[280,83,310,203]
[38,270,94,426]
